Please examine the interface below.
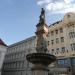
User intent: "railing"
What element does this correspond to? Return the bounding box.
[55,51,75,58]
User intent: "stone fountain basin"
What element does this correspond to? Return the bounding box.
[26,53,56,65]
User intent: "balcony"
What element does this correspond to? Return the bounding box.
[55,51,75,58]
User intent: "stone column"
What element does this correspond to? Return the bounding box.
[31,64,49,75]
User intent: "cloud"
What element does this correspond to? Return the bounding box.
[37,0,52,5]
[36,0,75,14]
[37,0,45,5]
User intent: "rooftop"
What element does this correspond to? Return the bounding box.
[0,39,7,46]
[49,20,62,27]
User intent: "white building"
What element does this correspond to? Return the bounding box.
[0,39,7,75]
[2,36,36,75]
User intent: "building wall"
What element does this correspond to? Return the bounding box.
[0,45,7,75]
[2,36,36,75]
[48,12,75,57]
[48,12,75,75]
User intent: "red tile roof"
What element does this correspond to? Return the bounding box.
[0,39,7,46]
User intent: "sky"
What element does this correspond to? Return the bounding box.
[0,0,75,45]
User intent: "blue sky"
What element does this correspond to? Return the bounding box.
[0,0,75,45]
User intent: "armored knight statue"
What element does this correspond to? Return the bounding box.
[39,8,45,24]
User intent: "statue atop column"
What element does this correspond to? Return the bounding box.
[26,8,56,75]
[39,8,45,24]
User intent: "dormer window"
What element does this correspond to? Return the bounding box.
[67,23,74,27]
[67,14,70,18]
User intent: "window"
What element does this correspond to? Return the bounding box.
[62,47,65,53]
[61,37,64,42]
[51,49,54,54]
[56,38,59,43]
[67,14,70,18]
[51,31,54,36]
[58,59,65,65]
[55,30,58,34]
[48,41,50,45]
[72,58,75,65]
[60,28,63,33]
[51,40,54,45]
[57,59,68,65]
[68,23,74,27]
[71,43,75,51]
[69,32,75,38]
[56,48,59,54]
[48,32,50,37]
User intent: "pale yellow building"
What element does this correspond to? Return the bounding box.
[48,12,75,75]
[48,12,75,57]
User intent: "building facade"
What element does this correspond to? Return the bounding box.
[2,36,36,75]
[2,12,75,75]
[0,39,7,75]
[48,12,75,75]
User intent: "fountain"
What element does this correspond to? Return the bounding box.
[26,8,56,75]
